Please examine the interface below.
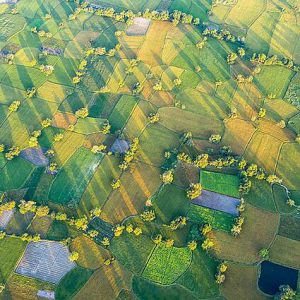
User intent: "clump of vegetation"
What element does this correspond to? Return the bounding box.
[148,113,160,124]
[186,183,202,199]
[161,170,174,184]
[8,101,21,112]
[209,134,222,144]
[111,179,121,190]
[75,107,89,119]
[40,64,54,75]
[5,146,20,160]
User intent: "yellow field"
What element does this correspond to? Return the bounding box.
[158,107,224,139]
[102,161,161,223]
[37,81,73,104]
[223,118,256,155]
[244,131,282,173]
[138,21,173,66]
[269,235,300,269]
[225,0,267,28]
[74,261,132,300]
[71,236,110,269]
[221,263,268,300]
[213,204,279,264]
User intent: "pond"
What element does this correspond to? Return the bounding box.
[258,261,299,295]
[192,190,240,216]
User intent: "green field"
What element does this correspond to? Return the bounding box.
[200,170,240,198]
[48,147,104,205]
[187,204,235,232]
[110,233,155,274]
[143,243,191,285]
[0,237,27,282]
[56,267,93,300]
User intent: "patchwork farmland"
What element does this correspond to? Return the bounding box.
[0,0,299,299]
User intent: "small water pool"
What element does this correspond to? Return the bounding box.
[258,261,299,295]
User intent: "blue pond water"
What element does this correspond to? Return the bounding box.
[192,190,240,216]
[258,261,299,295]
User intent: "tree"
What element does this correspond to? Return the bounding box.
[202,238,214,250]
[218,262,228,273]
[231,217,244,237]
[36,206,50,217]
[91,144,106,154]
[90,207,102,218]
[100,121,111,134]
[152,234,163,244]
[0,231,6,239]
[173,78,182,86]
[161,170,174,184]
[8,101,21,112]
[201,223,212,236]
[196,38,207,49]
[209,134,222,144]
[114,225,125,237]
[274,285,296,300]
[75,107,89,119]
[19,200,37,214]
[101,237,110,247]
[259,248,269,260]
[54,133,64,142]
[266,175,282,184]
[133,227,142,236]
[5,146,20,160]
[55,212,67,221]
[69,251,79,262]
[177,152,192,163]
[126,224,134,233]
[140,210,156,222]
[194,154,209,168]
[153,82,162,91]
[237,47,245,57]
[40,65,54,76]
[70,217,88,230]
[277,120,286,129]
[286,199,296,207]
[246,164,258,177]
[48,163,58,173]
[227,52,238,64]
[258,108,266,118]
[148,113,160,124]
[88,230,99,238]
[73,76,81,84]
[111,179,121,190]
[195,65,202,73]
[165,239,174,248]
[26,87,36,98]
[237,198,245,212]
[215,272,226,284]
[186,183,202,199]
[169,216,187,230]
[188,240,197,251]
